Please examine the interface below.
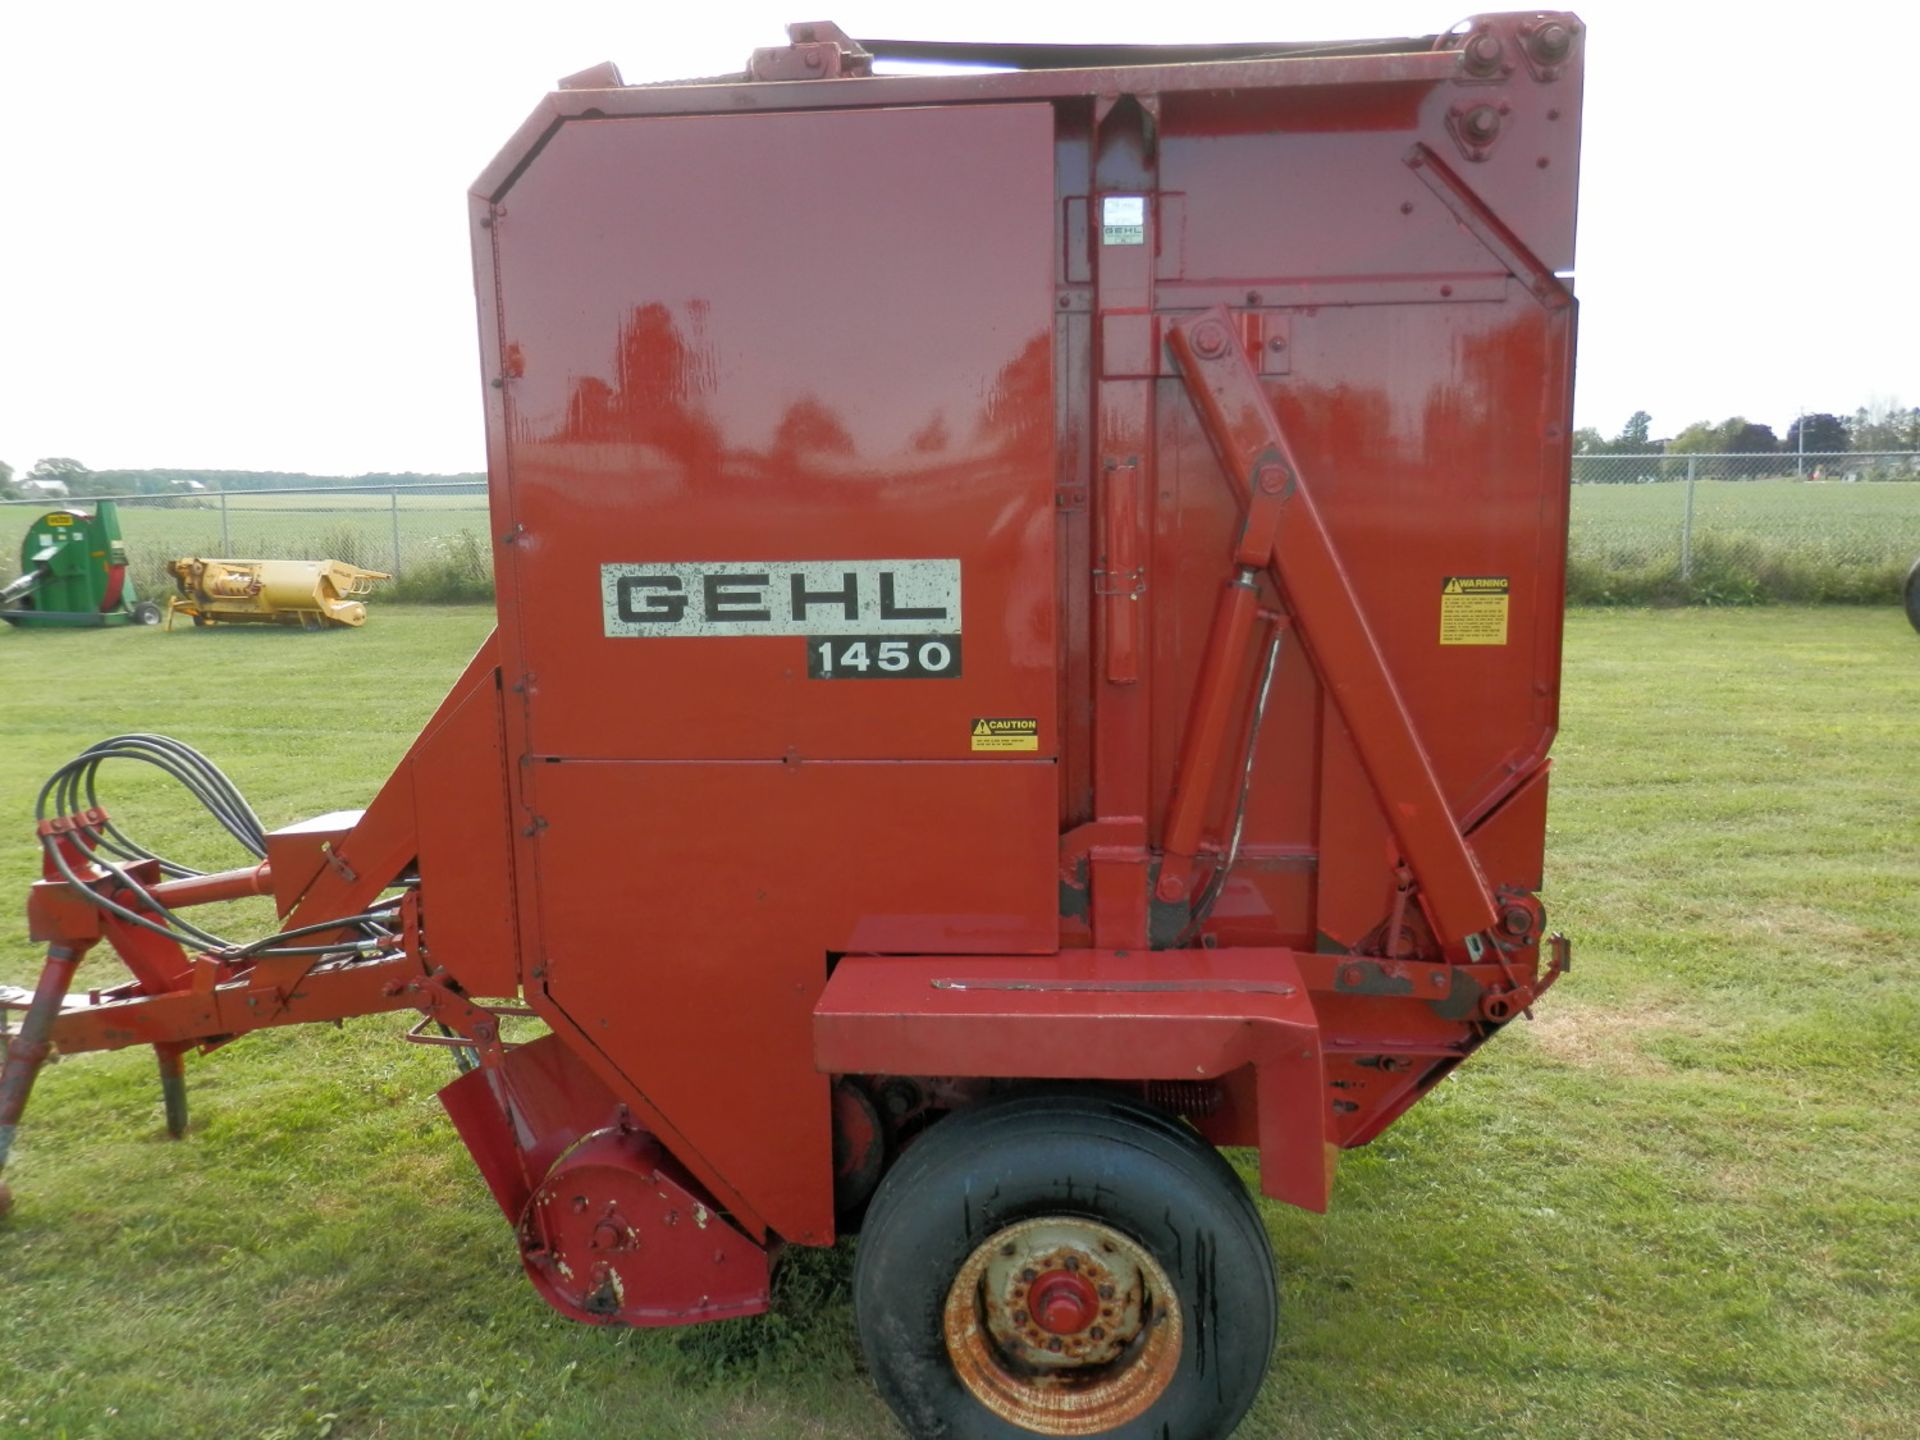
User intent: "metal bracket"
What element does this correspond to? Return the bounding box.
[1089,568,1146,599]
[748,23,873,81]
[320,841,357,884]
[1405,144,1572,312]
[816,949,1329,1213]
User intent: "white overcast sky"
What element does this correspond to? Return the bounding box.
[1,1,1913,474]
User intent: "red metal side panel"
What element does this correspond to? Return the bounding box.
[477,101,1062,1244]
[1466,759,1551,896]
[489,103,1057,764]
[526,760,1058,1245]
[412,664,519,998]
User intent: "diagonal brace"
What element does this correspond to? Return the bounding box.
[1166,308,1499,946]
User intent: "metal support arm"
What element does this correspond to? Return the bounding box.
[1165,308,1501,946]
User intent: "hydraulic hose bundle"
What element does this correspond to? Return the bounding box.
[34,735,400,959]
[2,737,424,1218]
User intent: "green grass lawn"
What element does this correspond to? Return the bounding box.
[1573,478,1920,559]
[1568,480,1920,603]
[0,607,1915,1439]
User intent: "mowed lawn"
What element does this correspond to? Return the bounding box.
[0,607,1914,1439]
[1570,478,1920,564]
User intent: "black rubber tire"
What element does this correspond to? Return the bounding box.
[853,1090,1277,1440]
[1905,557,1920,635]
[130,601,162,626]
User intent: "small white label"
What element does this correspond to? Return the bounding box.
[602,558,961,638]
[1101,194,1146,246]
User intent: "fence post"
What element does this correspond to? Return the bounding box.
[219,489,230,554]
[390,489,403,577]
[1680,455,1697,581]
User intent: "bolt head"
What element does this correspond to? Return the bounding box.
[1189,320,1230,358]
[1531,21,1572,61]
[1462,105,1501,142]
[1463,31,1503,73]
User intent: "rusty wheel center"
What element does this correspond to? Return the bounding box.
[1029,1268,1100,1335]
[942,1217,1182,1435]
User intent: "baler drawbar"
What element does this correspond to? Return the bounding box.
[3,15,1585,1437]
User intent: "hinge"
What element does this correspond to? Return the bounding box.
[749,23,873,81]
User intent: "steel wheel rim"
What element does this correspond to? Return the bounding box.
[941,1215,1182,1435]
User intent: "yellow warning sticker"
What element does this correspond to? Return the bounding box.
[1439,576,1509,645]
[971,717,1039,752]
[46,513,73,527]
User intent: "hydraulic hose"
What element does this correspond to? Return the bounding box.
[35,735,398,960]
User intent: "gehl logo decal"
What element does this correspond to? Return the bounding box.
[601,560,961,639]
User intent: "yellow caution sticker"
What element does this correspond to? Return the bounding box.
[971,717,1038,752]
[46,514,73,527]
[1439,576,1509,645]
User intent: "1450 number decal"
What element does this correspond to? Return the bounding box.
[809,634,962,680]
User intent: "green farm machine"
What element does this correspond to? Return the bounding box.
[0,502,162,629]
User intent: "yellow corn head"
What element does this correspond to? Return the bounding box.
[164,558,391,629]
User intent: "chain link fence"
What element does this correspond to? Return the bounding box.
[5,460,1918,607]
[0,483,493,603]
[1569,452,1919,602]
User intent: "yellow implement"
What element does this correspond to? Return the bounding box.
[164,558,391,629]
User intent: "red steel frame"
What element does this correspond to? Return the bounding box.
[3,13,1583,1325]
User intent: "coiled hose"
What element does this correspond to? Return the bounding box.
[36,734,399,959]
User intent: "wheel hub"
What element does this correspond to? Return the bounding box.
[1029,1268,1100,1335]
[943,1216,1182,1434]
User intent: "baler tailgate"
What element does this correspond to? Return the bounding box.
[1166,305,1502,946]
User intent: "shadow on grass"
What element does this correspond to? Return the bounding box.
[670,1240,862,1381]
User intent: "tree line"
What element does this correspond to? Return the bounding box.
[0,456,482,501]
[1576,400,1920,457]
[7,399,1917,502]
